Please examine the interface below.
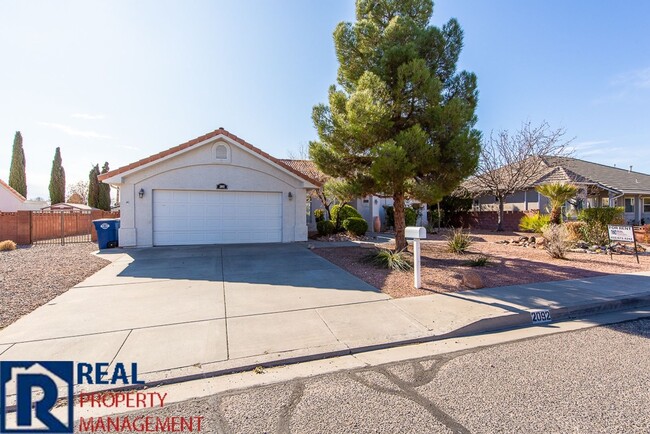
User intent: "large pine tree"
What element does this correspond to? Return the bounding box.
[48,147,66,204]
[310,0,481,250]
[8,131,27,197]
[97,162,111,211]
[88,164,100,208]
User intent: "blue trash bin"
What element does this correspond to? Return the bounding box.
[93,218,120,249]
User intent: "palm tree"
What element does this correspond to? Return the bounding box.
[536,183,578,224]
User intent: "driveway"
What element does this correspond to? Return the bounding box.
[0,244,431,389]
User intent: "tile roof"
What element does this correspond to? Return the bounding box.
[0,179,26,202]
[278,159,328,185]
[465,156,650,195]
[542,156,650,194]
[98,128,321,187]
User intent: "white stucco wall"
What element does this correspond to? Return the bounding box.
[108,137,312,247]
[0,187,24,212]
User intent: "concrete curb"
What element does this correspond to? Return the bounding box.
[4,294,649,409]
[70,292,650,396]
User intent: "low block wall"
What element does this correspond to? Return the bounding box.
[0,212,19,243]
[452,211,535,231]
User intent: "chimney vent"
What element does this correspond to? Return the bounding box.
[629,165,633,173]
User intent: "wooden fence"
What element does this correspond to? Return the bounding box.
[0,210,119,245]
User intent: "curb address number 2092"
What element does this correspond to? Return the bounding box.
[530,309,552,324]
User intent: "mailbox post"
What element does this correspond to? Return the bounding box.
[405,226,426,289]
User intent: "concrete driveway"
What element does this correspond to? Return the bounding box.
[0,244,431,387]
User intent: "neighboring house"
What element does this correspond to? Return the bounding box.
[41,203,96,211]
[0,179,48,211]
[280,159,427,232]
[0,179,26,212]
[98,128,320,247]
[466,156,650,224]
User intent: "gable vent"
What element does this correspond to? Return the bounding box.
[215,144,228,160]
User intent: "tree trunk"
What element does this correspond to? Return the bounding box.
[550,206,561,225]
[394,191,407,251]
[496,196,505,232]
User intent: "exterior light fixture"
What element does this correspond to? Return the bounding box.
[288,192,293,200]
[139,188,145,198]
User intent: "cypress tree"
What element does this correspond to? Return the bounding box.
[88,164,100,208]
[8,131,27,197]
[48,147,66,204]
[97,162,111,211]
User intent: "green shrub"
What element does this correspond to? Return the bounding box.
[331,204,362,228]
[464,255,489,267]
[542,224,569,259]
[579,222,609,245]
[313,209,325,223]
[564,221,587,241]
[577,207,624,245]
[447,228,472,254]
[316,220,335,236]
[363,249,412,271]
[0,240,17,251]
[343,217,368,236]
[383,206,418,228]
[519,213,551,233]
[578,207,625,226]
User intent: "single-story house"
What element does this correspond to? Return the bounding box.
[0,179,26,212]
[41,203,96,212]
[279,159,428,232]
[466,156,650,224]
[98,128,320,247]
[0,179,48,212]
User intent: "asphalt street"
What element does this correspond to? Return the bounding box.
[77,318,650,434]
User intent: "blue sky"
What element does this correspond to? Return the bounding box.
[1,0,649,200]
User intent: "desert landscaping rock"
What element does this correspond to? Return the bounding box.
[0,243,109,329]
[460,270,484,289]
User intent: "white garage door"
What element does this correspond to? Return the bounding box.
[153,190,282,245]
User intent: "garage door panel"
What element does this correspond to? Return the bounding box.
[153,190,282,245]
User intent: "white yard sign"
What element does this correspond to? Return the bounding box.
[607,225,634,243]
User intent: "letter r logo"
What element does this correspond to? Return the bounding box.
[0,361,73,433]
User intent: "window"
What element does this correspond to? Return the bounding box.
[625,198,635,213]
[644,198,650,213]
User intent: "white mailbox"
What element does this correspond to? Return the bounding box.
[405,226,426,239]
[404,226,426,289]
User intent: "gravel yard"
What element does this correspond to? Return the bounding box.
[314,230,650,298]
[0,243,109,329]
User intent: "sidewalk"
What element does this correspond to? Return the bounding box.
[1,245,649,395]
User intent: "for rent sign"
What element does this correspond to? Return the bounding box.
[607,225,635,242]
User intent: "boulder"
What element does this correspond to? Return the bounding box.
[461,270,484,289]
[536,237,547,247]
[529,236,536,244]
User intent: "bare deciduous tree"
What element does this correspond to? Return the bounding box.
[469,121,572,231]
[67,180,89,204]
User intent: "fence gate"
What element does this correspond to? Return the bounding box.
[31,211,94,245]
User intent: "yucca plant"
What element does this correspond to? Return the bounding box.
[363,249,412,271]
[464,255,489,267]
[536,183,578,225]
[447,228,472,254]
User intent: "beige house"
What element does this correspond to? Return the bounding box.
[99,128,320,247]
[467,157,650,224]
